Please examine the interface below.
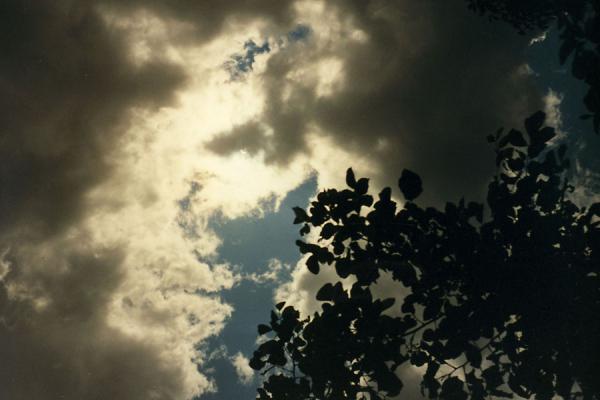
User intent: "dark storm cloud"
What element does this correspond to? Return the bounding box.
[206,121,269,156]
[102,0,293,44]
[0,0,302,240]
[207,0,543,204]
[0,1,194,397]
[0,241,192,400]
[0,0,186,238]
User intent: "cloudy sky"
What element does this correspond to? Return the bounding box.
[1,0,598,399]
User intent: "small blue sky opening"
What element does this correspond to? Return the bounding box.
[225,24,312,80]
[195,176,317,399]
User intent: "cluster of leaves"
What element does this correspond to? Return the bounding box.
[466,0,600,133]
[250,111,600,400]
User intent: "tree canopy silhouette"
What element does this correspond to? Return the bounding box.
[466,0,600,133]
[250,111,600,400]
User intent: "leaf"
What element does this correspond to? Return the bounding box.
[282,306,300,322]
[536,126,556,144]
[316,283,334,301]
[320,222,337,239]
[557,144,567,159]
[292,207,309,224]
[258,339,279,355]
[333,240,345,255]
[398,169,423,201]
[465,344,482,368]
[267,345,286,366]
[495,147,515,166]
[491,389,513,398]
[528,142,546,158]
[335,259,352,278]
[401,300,415,314]
[392,261,417,286]
[482,365,503,388]
[296,240,309,254]
[346,167,357,188]
[507,156,525,172]
[306,255,319,274]
[424,360,440,379]
[467,201,484,223]
[299,224,310,235]
[355,177,369,195]
[524,111,546,136]
[499,129,527,148]
[584,88,600,112]
[275,301,286,310]
[249,352,265,370]
[441,377,467,400]
[401,294,417,314]
[258,324,272,335]
[423,297,442,321]
[256,388,268,399]
[422,329,435,342]
[376,367,403,396]
[380,297,395,311]
[508,374,531,398]
[410,351,428,367]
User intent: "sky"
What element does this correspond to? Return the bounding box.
[0,0,598,399]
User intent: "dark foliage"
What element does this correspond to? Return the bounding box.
[466,0,600,133]
[250,112,600,400]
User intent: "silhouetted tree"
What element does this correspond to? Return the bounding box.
[466,0,600,133]
[250,111,600,400]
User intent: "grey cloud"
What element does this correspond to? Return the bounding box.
[207,0,543,204]
[0,242,190,400]
[0,0,286,398]
[0,0,186,238]
[102,0,293,44]
[205,121,269,156]
[0,4,190,394]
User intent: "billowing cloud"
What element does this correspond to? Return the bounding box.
[0,1,298,399]
[0,0,186,238]
[207,0,543,204]
[231,352,255,385]
[0,236,226,400]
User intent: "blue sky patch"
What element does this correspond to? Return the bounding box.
[225,24,312,80]
[225,40,270,80]
[287,24,311,42]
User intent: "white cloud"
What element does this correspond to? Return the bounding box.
[246,258,291,284]
[0,7,310,398]
[231,352,255,385]
[543,89,564,132]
